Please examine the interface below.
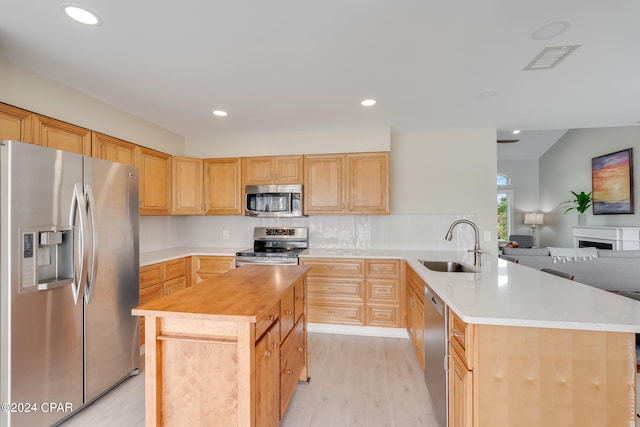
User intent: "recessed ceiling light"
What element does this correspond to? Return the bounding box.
[62,5,102,26]
[361,99,376,107]
[531,20,571,40]
[512,130,521,135]
[213,110,227,117]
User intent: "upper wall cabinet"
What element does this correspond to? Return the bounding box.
[33,114,92,155]
[136,147,172,215]
[204,158,242,215]
[91,132,138,166]
[171,156,204,215]
[304,152,390,215]
[242,155,303,185]
[0,103,32,143]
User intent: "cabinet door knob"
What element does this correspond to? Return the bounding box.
[267,315,276,321]
[296,296,305,302]
[450,329,463,337]
[286,369,293,375]
[298,346,304,352]
[265,350,272,357]
[285,309,293,315]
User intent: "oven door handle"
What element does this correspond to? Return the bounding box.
[235,258,297,267]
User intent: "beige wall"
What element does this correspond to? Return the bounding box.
[185,127,391,157]
[539,126,640,247]
[390,129,498,242]
[0,57,185,154]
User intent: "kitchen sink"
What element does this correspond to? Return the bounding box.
[419,260,479,273]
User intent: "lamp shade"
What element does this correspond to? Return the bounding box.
[524,212,544,225]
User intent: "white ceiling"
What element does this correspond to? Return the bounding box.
[1,1,639,159]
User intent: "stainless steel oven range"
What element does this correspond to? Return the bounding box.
[235,227,308,266]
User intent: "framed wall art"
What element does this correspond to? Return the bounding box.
[591,148,634,214]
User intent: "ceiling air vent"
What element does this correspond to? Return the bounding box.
[523,45,581,71]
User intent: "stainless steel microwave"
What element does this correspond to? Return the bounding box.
[245,184,304,217]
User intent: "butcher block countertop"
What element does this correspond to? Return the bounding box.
[132,264,311,321]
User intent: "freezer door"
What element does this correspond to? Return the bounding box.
[0,141,84,427]
[83,157,140,402]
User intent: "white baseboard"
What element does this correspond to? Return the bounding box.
[307,323,409,339]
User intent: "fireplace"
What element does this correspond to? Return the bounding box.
[578,240,614,250]
[571,226,640,250]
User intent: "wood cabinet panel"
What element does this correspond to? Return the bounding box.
[304,152,389,214]
[0,103,32,143]
[366,279,399,303]
[204,158,242,215]
[280,318,305,417]
[300,258,365,277]
[140,264,163,288]
[91,132,137,165]
[366,259,399,278]
[307,302,364,325]
[33,114,91,155]
[366,304,400,327]
[406,265,425,369]
[306,277,364,301]
[164,258,186,281]
[192,256,235,285]
[280,286,295,343]
[256,320,280,427]
[242,155,303,185]
[136,147,171,215]
[294,280,305,323]
[449,344,473,427]
[163,276,186,296]
[171,156,203,215]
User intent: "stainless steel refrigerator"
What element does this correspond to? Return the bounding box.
[0,140,140,427]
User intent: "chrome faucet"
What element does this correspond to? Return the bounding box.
[445,219,483,267]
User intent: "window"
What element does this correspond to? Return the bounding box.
[497,174,512,240]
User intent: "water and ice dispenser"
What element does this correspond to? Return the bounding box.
[20,227,74,292]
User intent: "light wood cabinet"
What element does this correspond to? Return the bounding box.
[406,265,425,370]
[304,152,390,214]
[191,255,235,284]
[204,158,242,215]
[136,146,171,215]
[91,132,137,166]
[138,258,189,344]
[255,319,280,427]
[446,308,636,426]
[171,156,204,215]
[300,257,402,327]
[33,114,92,155]
[0,103,32,143]
[242,155,303,185]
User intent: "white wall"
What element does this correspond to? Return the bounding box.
[539,126,640,247]
[0,57,185,155]
[497,159,540,237]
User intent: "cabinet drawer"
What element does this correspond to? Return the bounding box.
[306,277,364,300]
[256,302,280,341]
[366,259,400,278]
[164,258,186,280]
[280,318,305,417]
[280,286,295,342]
[366,304,400,327]
[140,264,163,288]
[163,276,186,296]
[406,265,425,304]
[366,279,399,303]
[197,256,235,273]
[449,310,475,369]
[299,258,365,277]
[294,279,305,323]
[307,302,364,325]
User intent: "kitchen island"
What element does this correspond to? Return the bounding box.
[133,264,310,427]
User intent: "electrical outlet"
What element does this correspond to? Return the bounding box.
[222,230,230,240]
[484,231,491,242]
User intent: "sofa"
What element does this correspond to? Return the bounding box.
[501,247,640,293]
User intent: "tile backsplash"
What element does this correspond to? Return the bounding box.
[140,213,476,253]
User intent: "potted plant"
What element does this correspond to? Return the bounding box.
[564,191,592,225]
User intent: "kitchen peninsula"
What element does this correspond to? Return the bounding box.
[140,247,640,426]
[133,264,310,427]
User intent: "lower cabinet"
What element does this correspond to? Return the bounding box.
[406,265,425,370]
[300,258,401,327]
[255,319,281,427]
[138,257,188,345]
[192,255,235,284]
[447,308,636,426]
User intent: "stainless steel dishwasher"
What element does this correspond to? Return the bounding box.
[424,284,448,427]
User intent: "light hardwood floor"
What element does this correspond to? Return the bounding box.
[60,333,437,427]
[59,333,640,426]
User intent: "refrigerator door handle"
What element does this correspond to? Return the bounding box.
[84,184,98,303]
[70,183,89,305]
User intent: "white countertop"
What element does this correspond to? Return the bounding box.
[140,247,640,333]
